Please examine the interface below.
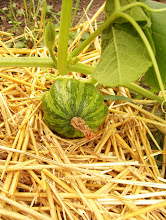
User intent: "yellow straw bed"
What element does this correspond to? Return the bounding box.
[0,6,166,219]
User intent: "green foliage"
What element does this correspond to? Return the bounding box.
[93,0,153,87]
[90,0,166,102]
[144,0,166,90]
[92,25,152,87]
[102,0,151,52]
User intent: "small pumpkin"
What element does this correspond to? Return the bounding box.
[42,78,108,139]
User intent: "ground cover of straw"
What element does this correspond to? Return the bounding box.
[0,5,166,220]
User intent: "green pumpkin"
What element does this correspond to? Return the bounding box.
[42,78,108,138]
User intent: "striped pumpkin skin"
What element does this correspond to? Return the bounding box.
[42,78,108,138]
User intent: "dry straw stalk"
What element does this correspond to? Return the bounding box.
[0,2,166,220]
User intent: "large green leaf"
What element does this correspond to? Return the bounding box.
[92,26,152,87]
[102,0,151,51]
[144,0,166,90]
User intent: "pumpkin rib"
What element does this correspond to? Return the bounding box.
[78,84,98,116]
[50,83,72,116]
[43,91,70,119]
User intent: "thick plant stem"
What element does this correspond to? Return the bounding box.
[0,57,94,75]
[69,62,94,75]
[0,57,56,68]
[57,0,73,75]
[114,0,120,11]
[126,82,164,105]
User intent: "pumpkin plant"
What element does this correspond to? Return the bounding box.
[0,0,166,138]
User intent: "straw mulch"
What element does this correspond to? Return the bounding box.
[0,5,166,220]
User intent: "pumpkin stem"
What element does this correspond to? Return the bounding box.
[70,117,95,140]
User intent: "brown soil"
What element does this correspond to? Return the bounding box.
[1,0,166,34]
[0,0,105,33]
